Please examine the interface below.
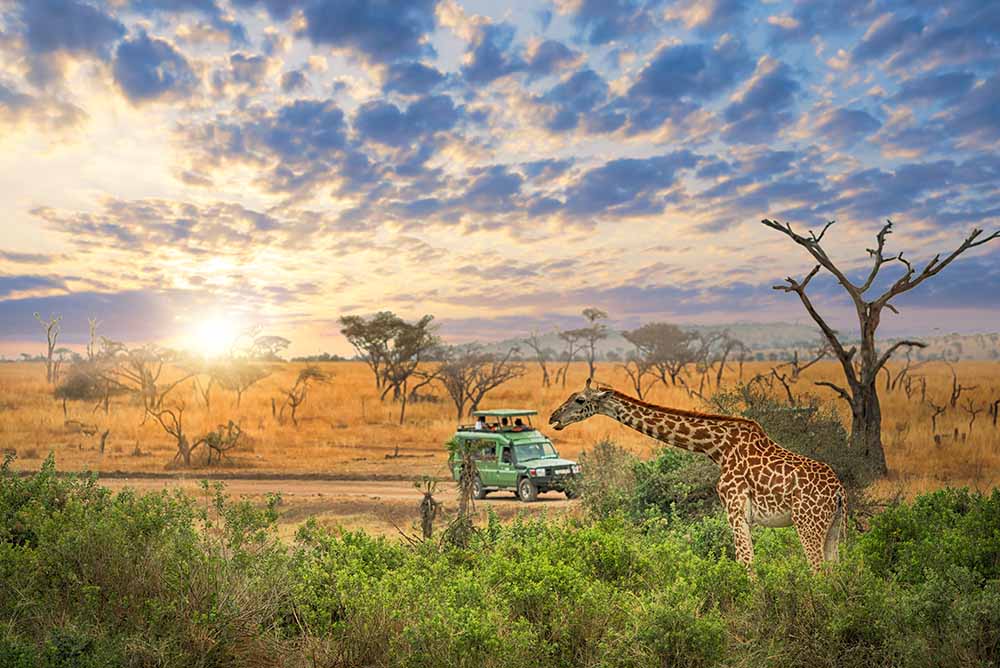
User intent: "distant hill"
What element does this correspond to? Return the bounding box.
[482,323,1000,361]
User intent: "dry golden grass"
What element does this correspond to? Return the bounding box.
[1,358,998,496]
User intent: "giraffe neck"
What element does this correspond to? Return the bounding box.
[599,393,735,464]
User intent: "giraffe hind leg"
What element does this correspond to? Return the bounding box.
[723,496,755,570]
[822,492,846,563]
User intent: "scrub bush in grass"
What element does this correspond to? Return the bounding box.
[575,440,720,523]
[859,488,1000,583]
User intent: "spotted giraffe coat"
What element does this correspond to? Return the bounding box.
[549,382,847,572]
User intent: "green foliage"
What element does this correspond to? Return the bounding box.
[3,458,1000,667]
[576,439,720,523]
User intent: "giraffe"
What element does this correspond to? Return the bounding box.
[549,379,847,572]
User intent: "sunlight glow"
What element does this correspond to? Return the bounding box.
[189,316,243,358]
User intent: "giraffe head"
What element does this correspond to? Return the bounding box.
[548,378,611,430]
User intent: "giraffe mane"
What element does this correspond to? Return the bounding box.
[603,388,761,426]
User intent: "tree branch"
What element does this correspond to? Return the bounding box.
[815,380,852,404]
[870,340,927,382]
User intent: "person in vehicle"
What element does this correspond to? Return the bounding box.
[500,417,510,430]
[474,416,485,430]
[501,446,513,464]
[512,418,527,431]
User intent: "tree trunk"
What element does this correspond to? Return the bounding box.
[849,383,888,475]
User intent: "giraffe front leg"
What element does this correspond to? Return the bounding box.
[722,494,755,571]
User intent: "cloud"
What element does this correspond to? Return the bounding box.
[721,58,800,144]
[851,13,924,63]
[355,94,460,147]
[525,39,580,76]
[382,61,445,94]
[0,250,58,264]
[461,22,525,85]
[299,0,439,64]
[892,71,976,103]
[814,107,882,147]
[0,274,65,298]
[14,0,126,84]
[563,0,665,46]
[562,151,699,218]
[628,38,753,101]
[113,32,198,103]
[0,80,85,130]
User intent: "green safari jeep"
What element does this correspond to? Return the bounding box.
[448,409,580,502]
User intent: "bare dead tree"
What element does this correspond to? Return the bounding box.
[149,404,199,467]
[714,333,749,387]
[946,364,977,408]
[925,399,947,433]
[523,331,552,387]
[33,312,62,383]
[763,218,999,474]
[86,317,101,362]
[579,307,609,379]
[962,398,984,435]
[279,366,330,427]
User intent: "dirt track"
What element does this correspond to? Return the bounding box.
[98,475,578,536]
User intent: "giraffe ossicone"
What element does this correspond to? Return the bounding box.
[549,382,847,572]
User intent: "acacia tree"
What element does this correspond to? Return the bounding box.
[523,331,552,387]
[437,345,525,419]
[379,315,438,424]
[762,218,999,474]
[279,365,330,426]
[579,307,609,378]
[622,322,697,386]
[33,312,62,383]
[339,312,401,391]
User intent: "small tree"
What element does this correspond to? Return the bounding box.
[523,331,552,387]
[215,360,271,408]
[279,366,330,426]
[250,335,291,360]
[555,329,583,387]
[620,350,655,399]
[578,307,609,379]
[622,322,697,386]
[437,345,525,419]
[763,217,999,474]
[339,312,402,391]
[149,404,198,467]
[33,312,62,383]
[379,315,438,424]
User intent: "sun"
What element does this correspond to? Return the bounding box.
[190,316,243,358]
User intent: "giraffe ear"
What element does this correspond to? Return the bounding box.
[585,377,592,389]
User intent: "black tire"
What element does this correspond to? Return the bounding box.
[517,477,538,502]
[564,487,577,500]
[472,475,487,500]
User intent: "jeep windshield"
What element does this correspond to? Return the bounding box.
[514,442,558,461]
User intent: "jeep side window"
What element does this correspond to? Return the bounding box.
[480,442,496,461]
[501,446,512,465]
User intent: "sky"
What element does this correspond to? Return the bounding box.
[0,0,998,357]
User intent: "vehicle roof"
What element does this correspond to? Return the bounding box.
[471,409,538,417]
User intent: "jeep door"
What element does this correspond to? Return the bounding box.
[473,438,499,486]
[496,442,518,488]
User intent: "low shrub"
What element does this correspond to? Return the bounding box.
[3,457,999,668]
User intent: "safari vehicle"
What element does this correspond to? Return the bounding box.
[448,409,580,502]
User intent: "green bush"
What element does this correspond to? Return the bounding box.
[3,457,1000,668]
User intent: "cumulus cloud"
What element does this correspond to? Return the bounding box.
[721,58,800,144]
[113,32,198,103]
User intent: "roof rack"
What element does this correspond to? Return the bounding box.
[471,409,538,417]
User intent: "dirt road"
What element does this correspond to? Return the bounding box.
[98,475,578,536]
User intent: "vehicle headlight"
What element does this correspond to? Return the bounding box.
[536,468,546,477]
[571,465,581,474]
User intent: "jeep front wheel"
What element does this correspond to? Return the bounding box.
[472,475,486,500]
[517,477,537,502]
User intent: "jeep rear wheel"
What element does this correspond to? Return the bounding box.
[517,477,537,502]
[564,487,577,500]
[472,475,486,500]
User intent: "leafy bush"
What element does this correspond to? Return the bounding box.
[3,457,1000,668]
[575,440,720,523]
